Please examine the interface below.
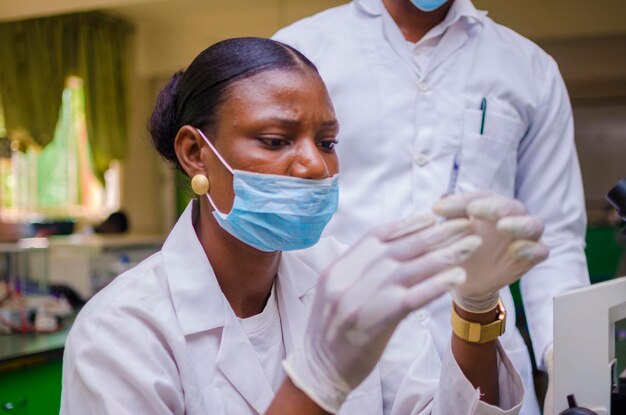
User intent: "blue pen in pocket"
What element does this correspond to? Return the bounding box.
[446,153,460,196]
[480,97,487,135]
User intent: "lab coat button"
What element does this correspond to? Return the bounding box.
[417,82,430,93]
[415,309,429,321]
[413,153,429,166]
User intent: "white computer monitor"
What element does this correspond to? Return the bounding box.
[553,276,626,415]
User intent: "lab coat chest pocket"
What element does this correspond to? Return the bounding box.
[458,108,525,197]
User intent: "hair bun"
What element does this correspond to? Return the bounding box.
[149,70,184,166]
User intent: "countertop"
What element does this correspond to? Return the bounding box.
[0,318,73,373]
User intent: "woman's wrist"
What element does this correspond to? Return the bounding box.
[451,298,506,345]
[453,301,501,324]
[451,289,500,313]
[450,301,501,405]
[266,377,330,415]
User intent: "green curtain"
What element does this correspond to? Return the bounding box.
[0,17,67,147]
[76,13,132,179]
[0,13,132,179]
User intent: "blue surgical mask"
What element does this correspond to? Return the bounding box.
[196,129,339,252]
[409,0,448,12]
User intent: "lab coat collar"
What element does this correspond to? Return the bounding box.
[354,0,384,16]
[354,0,487,26]
[277,248,320,299]
[162,201,226,335]
[447,0,487,27]
[360,0,486,80]
[162,201,321,413]
[162,201,320,336]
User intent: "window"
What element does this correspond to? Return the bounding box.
[0,77,120,223]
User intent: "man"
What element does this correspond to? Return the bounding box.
[274,0,590,413]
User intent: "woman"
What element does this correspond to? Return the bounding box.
[60,38,548,414]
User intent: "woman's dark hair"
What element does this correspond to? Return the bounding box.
[149,37,319,169]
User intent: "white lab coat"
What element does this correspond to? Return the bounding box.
[61,201,524,414]
[274,1,590,413]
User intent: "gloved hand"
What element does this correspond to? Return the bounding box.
[433,193,549,312]
[283,213,483,413]
[543,344,554,415]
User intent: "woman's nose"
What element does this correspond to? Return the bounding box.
[289,141,329,180]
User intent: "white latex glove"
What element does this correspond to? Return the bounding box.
[543,344,554,415]
[433,193,549,312]
[283,213,483,413]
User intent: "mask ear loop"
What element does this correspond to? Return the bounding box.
[196,128,234,217]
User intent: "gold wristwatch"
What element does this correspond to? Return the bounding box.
[451,299,506,344]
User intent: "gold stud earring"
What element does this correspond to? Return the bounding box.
[191,174,210,195]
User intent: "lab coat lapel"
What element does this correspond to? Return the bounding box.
[213,250,320,413]
[164,201,323,413]
[164,201,274,413]
[379,6,419,79]
[422,0,487,77]
[276,251,320,354]
[364,0,483,82]
[424,23,469,78]
[356,0,416,77]
[216,307,275,414]
[162,201,225,335]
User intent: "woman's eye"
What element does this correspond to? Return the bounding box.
[259,137,290,148]
[319,139,338,152]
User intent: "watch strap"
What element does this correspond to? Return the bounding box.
[451,298,506,344]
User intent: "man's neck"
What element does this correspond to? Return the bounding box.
[382,0,453,43]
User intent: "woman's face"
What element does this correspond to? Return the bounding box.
[201,68,340,213]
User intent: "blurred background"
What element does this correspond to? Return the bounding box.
[0,1,625,413]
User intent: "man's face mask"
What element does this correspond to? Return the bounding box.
[409,0,449,12]
[196,128,339,252]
